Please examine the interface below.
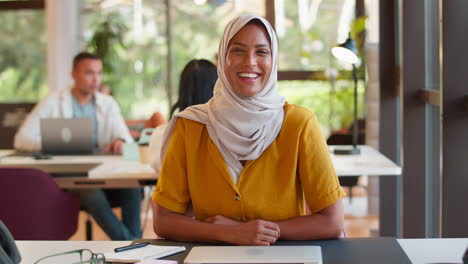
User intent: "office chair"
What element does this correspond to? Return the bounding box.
[0,167,80,240]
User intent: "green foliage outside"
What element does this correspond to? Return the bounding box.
[0,10,47,102]
[82,1,229,119]
[278,0,343,71]
[278,80,365,131]
[81,0,267,119]
[0,1,365,131]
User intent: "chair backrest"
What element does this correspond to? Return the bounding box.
[0,103,35,149]
[0,168,80,240]
[0,220,21,264]
[326,132,366,145]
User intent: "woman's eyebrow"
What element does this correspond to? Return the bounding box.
[231,42,246,47]
[230,42,270,48]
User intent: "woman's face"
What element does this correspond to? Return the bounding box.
[224,23,272,97]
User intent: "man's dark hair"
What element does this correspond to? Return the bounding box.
[72,52,101,70]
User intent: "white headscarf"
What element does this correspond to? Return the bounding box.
[160,14,285,184]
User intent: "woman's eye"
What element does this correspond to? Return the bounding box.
[257,49,270,55]
[230,47,244,52]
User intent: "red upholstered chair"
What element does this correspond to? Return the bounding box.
[0,167,80,240]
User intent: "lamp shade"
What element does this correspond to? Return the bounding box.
[331,36,359,64]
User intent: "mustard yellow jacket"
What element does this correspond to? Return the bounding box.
[153,103,345,222]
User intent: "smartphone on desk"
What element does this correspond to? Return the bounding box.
[0,220,21,264]
[6,151,52,160]
[33,153,52,160]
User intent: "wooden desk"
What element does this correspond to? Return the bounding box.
[0,151,157,189]
[16,238,467,264]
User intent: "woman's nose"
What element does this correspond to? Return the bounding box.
[244,52,257,66]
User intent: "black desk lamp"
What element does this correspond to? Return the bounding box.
[331,34,361,155]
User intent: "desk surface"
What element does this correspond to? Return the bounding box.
[17,240,128,264]
[398,238,468,264]
[138,237,413,264]
[0,145,401,189]
[0,151,157,189]
[329,145,401,176]
[16,238,468,264]
[0,145,400,188]
[0,152,120,173]
[1,145,400,177]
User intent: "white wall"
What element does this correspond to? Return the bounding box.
[46,0,80,92]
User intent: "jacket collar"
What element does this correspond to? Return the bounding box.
[59,87,104,117]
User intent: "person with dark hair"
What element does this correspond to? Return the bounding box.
[151,15,345,245]
[148,59,217,173]
[72,52,101,71]
[14,51,141,240]
[169,59,217,117]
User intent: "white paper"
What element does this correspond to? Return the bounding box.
[135,260,178,264]
[88,160,155,178]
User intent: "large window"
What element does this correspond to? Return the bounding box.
[275,0,353,71]
[80,0,360,132]
[278,79,365,131]
[274,0,361,131]
[81,0,265,118]
[0,9,47,102]
[82,0,169,118]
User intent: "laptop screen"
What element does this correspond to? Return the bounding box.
[40,118,94,155]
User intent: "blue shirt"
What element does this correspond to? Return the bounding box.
[71,94,98,147]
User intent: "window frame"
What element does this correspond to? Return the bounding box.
[0,0,44,10]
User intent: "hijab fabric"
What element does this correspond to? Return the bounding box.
[160,14,286,184]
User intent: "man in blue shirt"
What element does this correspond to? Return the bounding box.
[15,52,141,240]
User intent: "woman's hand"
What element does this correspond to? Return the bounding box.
[154,202,280,245]
[226,219,281,246]
[204,215,280,245]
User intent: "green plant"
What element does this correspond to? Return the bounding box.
[86,12,127,75]
[277,80,365,132]
[0,10,47,101]
[350,16,368,55]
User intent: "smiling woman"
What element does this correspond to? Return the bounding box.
[224,20,272,97]
[151,14,345,246]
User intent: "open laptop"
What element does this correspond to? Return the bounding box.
[184,246,322,264]
[40,118,94,155]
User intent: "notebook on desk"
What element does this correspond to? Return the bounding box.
[184,246,322,264]
[40,118,95,155]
